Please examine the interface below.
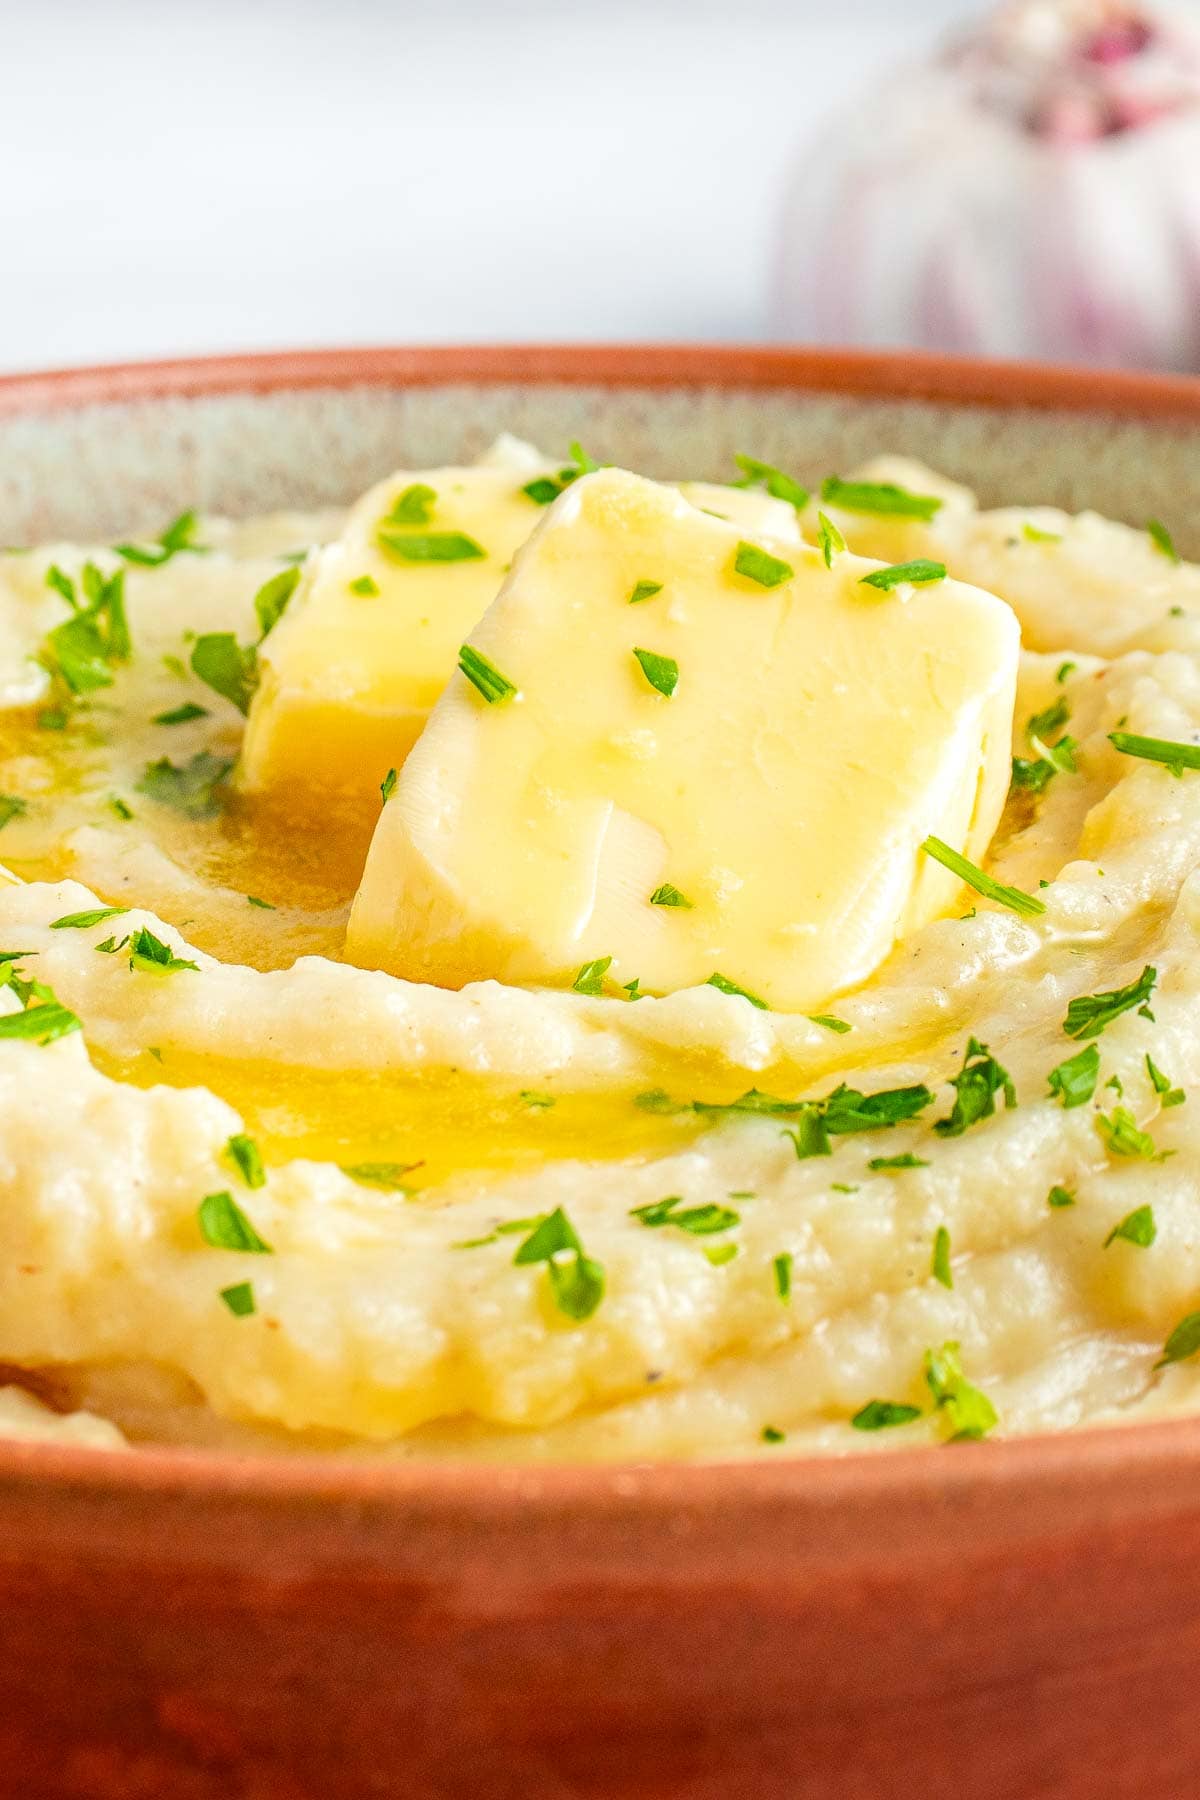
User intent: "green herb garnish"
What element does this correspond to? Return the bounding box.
[153,701,208,726]
[1096,1106,1164,1161]
[519,1089,555,1109]
[522,477,563,506]
[378,529,485,563]
[1147,518,1180,563]
[733,541,794,589]
[1027,696,1070,742]
[253,566,301,638]
[628,580,663,605]
[340,1162,421,1191]
[458,643,518,704]
[705,972,767,1009]
[219,1281,256,1317]
[0,968,81,1045]
[931,1225,953,1288]
[649,883,692,909]
[127,926,199,975]
[629,1194,740,1236]
[1048,1185,1076,1209]
[807,1013,851,1034]
[386,483,437,527]
[773,1251,792,1302]
[869,1152,929,1171]
[1046,1042,1100,1109]
[632,646,679,698]
[226,1133,266,1189]
[40,562,131,696]
[1146,1054,1185,1108]
[189,632,258,715]
[198,1190,272,1253]
[1109,733,1200,775]
[350,574,380,596]
[1104,1203,1157,1249]
[851,1400,922,1432]
[380,767,398,803]
[0,795,27,830]
[859,559,946,592]
[816,511,846,568]
[1158,1311,1200,1368]
[50,906,129,931]
[922,836,1046,918]
[572,956,612,996]
[1023,522,1062,545]
[114,510,207,568]
[820,476,943,521]
[934,1037,1016,1137]
[781,1081,935,1158]
[512,1206,605,1321]
[1063,966,1157,1039]
[924,1341,997,1441]
[761,1425,786,1444]
[246,894,274,910]
[732,455,810,511]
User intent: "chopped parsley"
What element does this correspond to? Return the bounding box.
[632,646,679,698]
[350,574,380,596]
[522,477,563,506]
[1030,733,1077,776]
[1027,696,1070,741]
[649,883,692,908]
[633,1087,679,1114]
[819,476,943,522]
[1048,1185,1076,1209]
[629,1194,740,1236]
[782,1081,935,1158]
[219,1281,256,1318]
[225,1133,266,1189]
[732,541,794,589]
[153,701,209,726]
[520,446,600,507]
[573,956,612,996]
[340,1162,422,1191]
[807,1013,851,1034]
[761,1425,787,1444]
[773,1251,793,1301]
[921,836,1046,919]
[0,968,81,1045]
[1104,1203,1157,1249]
[816,511,846,568]
[1158,1311,1200,1368]
[1022,522,1062,545]
[931,1225,953,1288]
[1146,1054,1185,1108]
[190,632,258,715]
[512,1206,605,1321]
[1109,732,1200,775]
[380,768,398,803]
[253,566,302,638]
[458,643,518,704]
[731,454,809,511]
[628,580,664,605]
[869,1152,929,1171]
[37,707,67,731]
[1147,518,1180,563]
[127,926,199,975]
[246,894,274,910]
[0,794,27,829]
[1010,755,1056,796]
[935,1038,1016,1137]
[40,562,131,696]
[705,1242,738,1267]
[851,1399,922,1432]
[924,1341,997,1440]
[109,795,135,821]
[1062,965,1157,1039]
[378,529,485,563]
[50,906,129,931]
[706,972,766,1009]
[1046,1042,1100,1109]
[386,483,437,526]
[1057,661,1077,684]
[197,1190,272,1253]
[1095,1106,1164,1160]
[519,1089,555,1109]
[859,559,947,592]
[114,509,207,568]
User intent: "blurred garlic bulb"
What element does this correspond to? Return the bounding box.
[773,2,1200,369]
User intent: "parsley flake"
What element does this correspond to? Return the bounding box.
[820,476,943,521]
[40,562,131,696]
[522,477,563,506]
[1027,696,1070,741]
[219,1281,256,1318]
[1104,1203,1157,1249]
[807,1013,851,1034]
[1147,518,1180,564]
[733,541,794,589]
[924,1341,997,1441]
[935,1038,1016,1137]
[1023,522,1062,545]
[512,1206,605,1321]
[628,580,663,605]
[50,906,129,931]
[852,1400,922,1432]
[350,574,380,596]
[869,1152,929,1171]
[340,1162,422,1191]
[1158,1311,1200,1368]
[225,1133,266,1189]
[379,529,485,563]
[1048,1185,1076,1209]
[386,483,437,527]
[632,646,679,698]
[246,895,274,910]
[859,559,946,592]
[649,883,692,909]
[0,794,27,830]
[816,511,846,568]
[761,1425,787,1444]
[190,633,258,715]
[153,702,208,726]
[1046,1042,1100,1109]
[198,1190,272,1253]
[0,972,81,1045]
[380,768,398,803]
[573,956,612,996]
[922,836,1046,918]
[1146,1054,1185,1108]
[114,510,207,568]
[458,644,518,704]
[731,455,809,511]
[780,1081,935,1158]
[630,1195,740,1236]
[1096,1106,1164,1161]
[706,972,767,1009]
[253,566,301,638]
[773,1251,793,1302]
[1063,966,1157,1039]
[931,1225,953,1288]
[127,926,199,975]
[520,1089,556,1109]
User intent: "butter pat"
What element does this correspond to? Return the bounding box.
[239,439,555,799]
[240,442,802,803]
[346,468,1020,1012]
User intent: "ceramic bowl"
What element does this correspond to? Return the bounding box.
[2,346,1200,1800]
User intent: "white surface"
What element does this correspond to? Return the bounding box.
[3,0,973,371]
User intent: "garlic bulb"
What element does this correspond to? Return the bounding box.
[773,2,1200,370]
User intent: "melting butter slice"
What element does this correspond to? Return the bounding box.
[346,468,1020,1012]
[240,437,802,804]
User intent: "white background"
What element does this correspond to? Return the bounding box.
[2,0,973,371]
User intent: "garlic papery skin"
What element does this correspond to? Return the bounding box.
[772,3,1200,371]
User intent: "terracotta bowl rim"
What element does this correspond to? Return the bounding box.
[4,339,1199,1513]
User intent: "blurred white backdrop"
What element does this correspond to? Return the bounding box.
[1,0,973,370]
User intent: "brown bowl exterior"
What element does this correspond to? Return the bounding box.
[2,345,1200,1800]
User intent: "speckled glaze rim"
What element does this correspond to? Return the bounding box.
[1,342,1199,1526]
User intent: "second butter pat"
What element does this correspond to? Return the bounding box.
[345,467,1021,1012]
